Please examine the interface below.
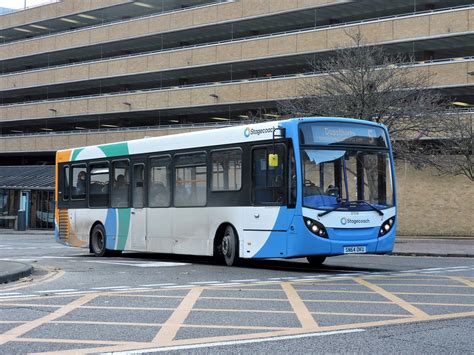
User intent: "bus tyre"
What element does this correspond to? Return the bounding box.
[307,255,326,266]
[91,224,108,257]
[221,225,239,266]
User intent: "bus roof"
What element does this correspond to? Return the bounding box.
[56,117,387,163]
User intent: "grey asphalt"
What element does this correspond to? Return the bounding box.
[0,231,472,284]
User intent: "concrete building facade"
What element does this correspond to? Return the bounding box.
[0,0,473,235]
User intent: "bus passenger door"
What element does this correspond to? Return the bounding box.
[131,163,147,251]
[243,145,291,258]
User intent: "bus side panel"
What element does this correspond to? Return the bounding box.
[146,208,210,256]
[241,207,292,258]
[73,209,107,248]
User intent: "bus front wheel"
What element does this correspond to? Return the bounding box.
[221,225,239,266]
[307,255,326,266]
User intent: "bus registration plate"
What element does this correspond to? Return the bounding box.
[343,246,366,254]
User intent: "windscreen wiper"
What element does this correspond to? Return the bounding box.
[317,204,347,217]
[348,200,384,216]
[318,200,384,217]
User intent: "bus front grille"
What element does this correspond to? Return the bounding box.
[58,209,69,239]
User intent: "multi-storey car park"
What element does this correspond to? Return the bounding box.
[0,0,473,235]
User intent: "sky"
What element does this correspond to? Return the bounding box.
[1,0,52,10]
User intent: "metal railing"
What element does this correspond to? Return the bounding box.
[1,3,472,76]
[1,56,472,108]
[1,110,472,138]
[0,0,233,45]
[0,120,252,138]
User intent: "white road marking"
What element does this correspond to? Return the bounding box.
[106,329,366,354]
[91,286,130,290]
[161,285,195,289]
[84,260,188,267]
[139,283,177,287]
[422,268,471,274]
[230,279,260,282]
[117,287,150,291]
[0,294,39,300]
[35,289,77,293]
[0,292,21,296]
[421,267,448,271]
[192,281,220,284]
[211,282,243,286]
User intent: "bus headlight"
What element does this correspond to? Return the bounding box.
[378,217,395,237]
[304,217,328,238]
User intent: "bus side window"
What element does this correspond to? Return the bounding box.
[89,162,110,207]
[288,145,296,207]
[149,156,171,207]
[111,160,130,208]
[133,164,145,208]
[71,165,87,200]
[211,149,242,191]
[174,153,207,207]
[63,166,70,200]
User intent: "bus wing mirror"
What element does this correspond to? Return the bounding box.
[268,153,279,167]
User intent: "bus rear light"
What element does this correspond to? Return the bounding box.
[304,217,328,238]
[379,217,395,237]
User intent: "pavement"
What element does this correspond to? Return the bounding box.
[0,260,33,284]
[392,236,474,257]
[0,230,472,284]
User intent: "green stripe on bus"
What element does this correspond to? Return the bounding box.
[71,148,84,161]
[117,208,131,250]
[99,142,129,158]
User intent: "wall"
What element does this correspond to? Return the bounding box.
[396,160,473,237]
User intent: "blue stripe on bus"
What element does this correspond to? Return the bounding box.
[104,208,117,250]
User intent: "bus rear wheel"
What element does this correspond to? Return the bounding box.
[91,224,113,257]
[307,255,326,266]
[221,225,239,266]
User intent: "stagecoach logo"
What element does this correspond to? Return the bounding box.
[244,126,276,138]
[340,217,370,225]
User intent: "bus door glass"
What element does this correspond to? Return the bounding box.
[242,144,291,258]
[131,163,147,251]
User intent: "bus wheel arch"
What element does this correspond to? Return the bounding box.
[214,223,239,266]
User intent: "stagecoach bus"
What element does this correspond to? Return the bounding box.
[55,117,396,266]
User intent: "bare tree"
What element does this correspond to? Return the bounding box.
[278,32,450,167]
[421,114,473,181]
